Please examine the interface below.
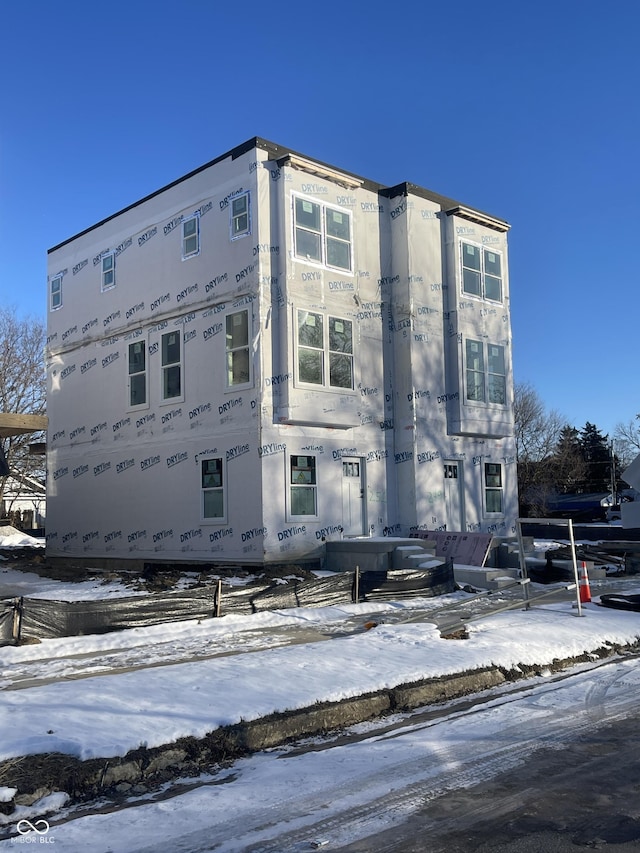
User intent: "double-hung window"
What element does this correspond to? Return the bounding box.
[50,275,62,310]
[201,458,225,520]
[290,455,317,517]
[297,310,354,390]
[101,253,115,291]
[226,309,251,387]
[461,242,502,302]
[161,330,183,401]
[127,341,147,408]
[465,340,506,405]
[230,192,250,239]
[182,215,199,259]
[485,463,503,513]
[294,196,352,271]
[487,344,506,404]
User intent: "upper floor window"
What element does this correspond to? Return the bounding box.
[461,242,502,302]
[226,309,251,387]
[465,339,506,405]
[127,340,147,408]
[294,196,352,271]
[161,330,183,401]
[296,310,354,390]
[182,215,200,259]
[484,462,503,513]
[231,192,250,239]
[101,253,115,291]
[50,275,62,310]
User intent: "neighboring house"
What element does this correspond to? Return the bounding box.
[45,137,518,566]
[1,474,46,530]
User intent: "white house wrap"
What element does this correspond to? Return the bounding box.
[45,138,517,566]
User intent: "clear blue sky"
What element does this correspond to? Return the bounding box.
[1,0,637,439]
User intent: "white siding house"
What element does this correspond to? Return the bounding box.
[45,138,517,566]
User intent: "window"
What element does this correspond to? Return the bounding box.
[461,242,502,302]
[465,340,506,405]
[50,275,62,310]
[231,192,250,238]
[487,344,506,404]
[297,310,354,390]
[294,196,352,271]
[290,455,317,516]
[201,458,224,520]
[485,463,503,513]
[101,253,115,291]
[128,341,147,408]
[182,215,199,258]
[465,340,485,402]
[161,331,182,401]
[226,310,251,387]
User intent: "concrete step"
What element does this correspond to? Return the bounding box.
[454,564,521,590]
[391,545,436,570]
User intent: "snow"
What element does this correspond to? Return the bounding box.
[2,600,639,765]
[1,546,640,764]
[2,529,640,848]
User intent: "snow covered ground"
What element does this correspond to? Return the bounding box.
[2,529,640,850]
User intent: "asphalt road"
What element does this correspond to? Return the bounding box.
[37,652,639,853]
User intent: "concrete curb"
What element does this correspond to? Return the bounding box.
[0,642,631,817]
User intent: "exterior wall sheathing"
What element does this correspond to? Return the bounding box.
[46,139,517,566]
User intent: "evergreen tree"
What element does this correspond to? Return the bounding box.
[579,422,611,493]
[553,426,587,494]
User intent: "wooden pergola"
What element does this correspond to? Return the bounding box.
[0,414,48,439]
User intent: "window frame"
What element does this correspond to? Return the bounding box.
[101,252,116,292]
[225,308,252,390]
[200,457,226,523]
[50,275,63,311]
[127,338,148,410]
[484,462,504,515]
[295,308,354,392]
[182,214,200,259]
[460,241,503,303]
[464,339,506,407]
[293,194,353,273]
[288,454,318,520]
[230,192,251,240]
[160,329,184,403]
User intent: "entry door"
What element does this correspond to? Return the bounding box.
[341,457,366,536]
[443,460,464,532]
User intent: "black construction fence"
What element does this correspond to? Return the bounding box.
[0,561,454,646]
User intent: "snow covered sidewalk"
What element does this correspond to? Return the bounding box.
[2,599,640,765]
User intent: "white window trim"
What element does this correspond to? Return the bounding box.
[292,193,353,273]
[200,456,227,524]
[464,338,507,408]
[287,453,319,522]
[126,337,149,411]
[182,214,200,260]
[50,275,63,311]
[294,306,355,393]
[101,252,116,292]
[225,308,253,391]
[230,191,251,240]
[160,329,184,404]
[460,240,503,303]
[484,462,504,516]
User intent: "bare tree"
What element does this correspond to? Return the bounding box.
[0,308,46,508]
[613,418,640,472]
[513,382,567,516]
